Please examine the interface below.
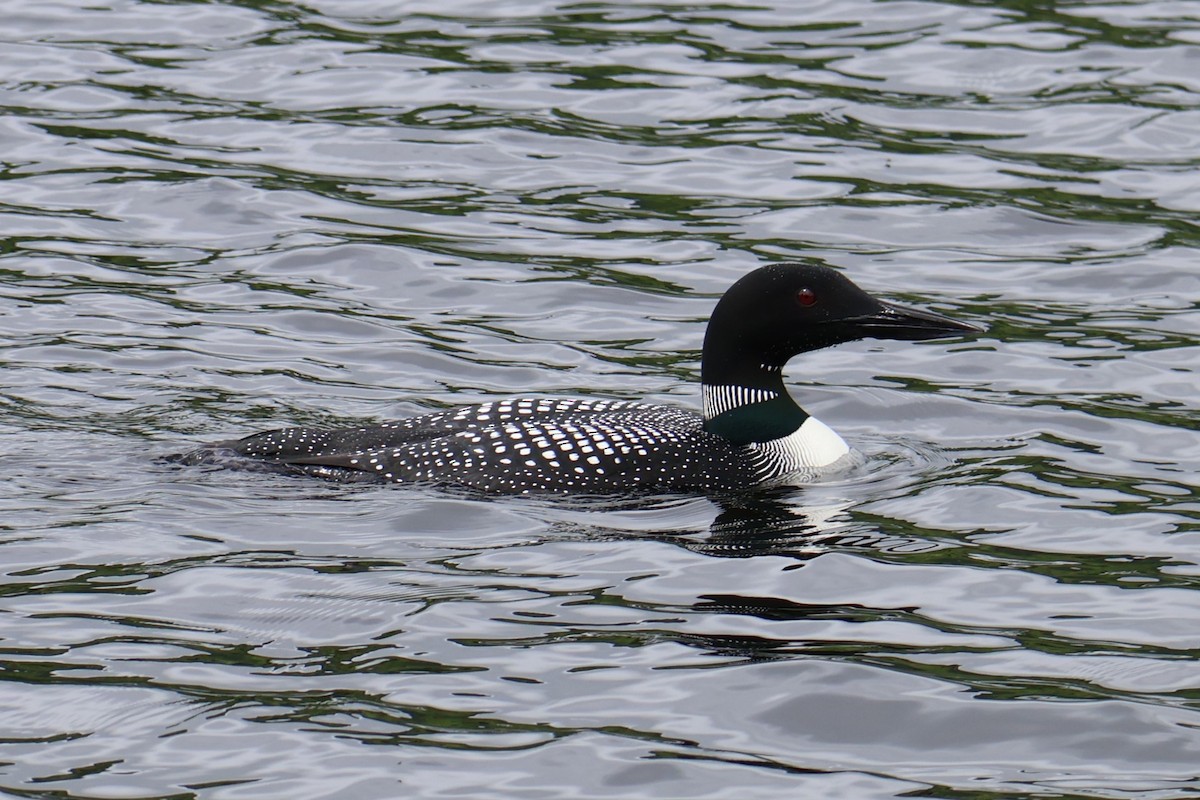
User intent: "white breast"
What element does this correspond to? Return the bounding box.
[746,416,855,484]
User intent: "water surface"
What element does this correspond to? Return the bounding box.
[2,1,1200,798]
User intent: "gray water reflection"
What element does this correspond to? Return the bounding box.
[3,1,1200,798]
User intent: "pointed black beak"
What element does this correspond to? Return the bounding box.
[847,299,983,342]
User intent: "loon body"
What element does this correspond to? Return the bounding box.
[178,263,980,495]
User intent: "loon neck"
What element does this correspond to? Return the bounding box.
[701,364,810,446]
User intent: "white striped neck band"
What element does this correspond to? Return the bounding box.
[701,384,780,420]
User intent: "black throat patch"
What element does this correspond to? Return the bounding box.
[702,391,809,446]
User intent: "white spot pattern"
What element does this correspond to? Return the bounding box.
[187,395,852,495]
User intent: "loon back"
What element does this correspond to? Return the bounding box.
[176,262,981,495]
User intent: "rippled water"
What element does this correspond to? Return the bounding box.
[3,1,1200,798]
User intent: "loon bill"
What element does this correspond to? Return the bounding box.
[175,262,982,495]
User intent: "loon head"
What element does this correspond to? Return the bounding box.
[702,262,981,383]
[699,262,981,449]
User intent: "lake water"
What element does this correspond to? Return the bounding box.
[2,1,1199,798]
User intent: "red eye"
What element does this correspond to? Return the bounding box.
[796,288,817,307]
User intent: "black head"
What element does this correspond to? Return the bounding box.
[702,262,981,384]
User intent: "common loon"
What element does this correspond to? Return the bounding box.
[177,263,981,494]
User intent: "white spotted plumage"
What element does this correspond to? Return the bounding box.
[193,395,850,494]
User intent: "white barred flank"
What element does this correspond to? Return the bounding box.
[702,384,779,420]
